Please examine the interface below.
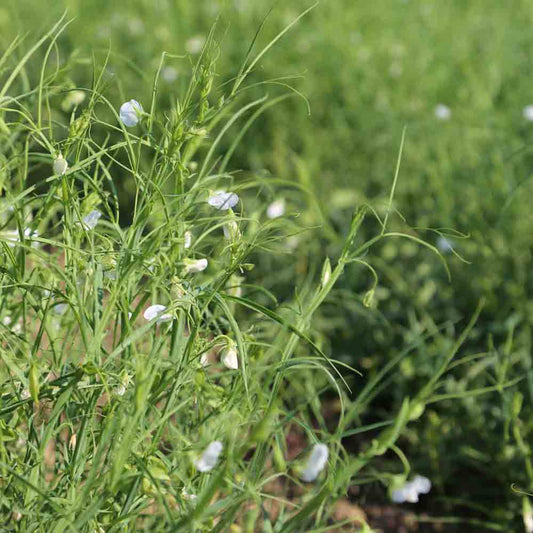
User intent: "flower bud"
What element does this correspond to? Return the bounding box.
[119,99,143,127]
[184,230,192,249]
[320,258,332,287]
[53,154,68,175]
[223,220,241,241]
[222,343,238,370]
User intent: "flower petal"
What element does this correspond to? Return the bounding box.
[208,191,239,210]
[119,99,143,127]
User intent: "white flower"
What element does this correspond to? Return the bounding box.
[436,236,453,253]
[300,443,329,482]
[393,483,419,503]
[186,35,205,55]
[162,66,179,83]
[267,198,286,219]
[119,99,144,127]
[61,90,86,112]
[200,353,210,367]
[195,441,223,472]
[143,304,173,323]
[411,475,431,495]
[208,191,239,210]
[524,105,533,122]
[222,345,238,370]
[434,104,451,120]
[392,475,431,504]
[184,230,192,249]
[81,210,102,230]
[183,258,208,274]
[53,154,69,175]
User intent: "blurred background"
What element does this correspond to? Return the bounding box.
[5,0,533,530]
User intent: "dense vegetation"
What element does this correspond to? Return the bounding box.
[1,1,533,531]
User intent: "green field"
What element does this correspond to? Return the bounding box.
[1,1,533,531]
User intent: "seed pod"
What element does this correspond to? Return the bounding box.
[320,258,332,287]
[29,363,40,405]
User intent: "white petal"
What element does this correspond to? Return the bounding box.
[392,487,407,503]
[524,105,533,121]
[403,484,420,503]
[412,475,431,494]
[184,258,208,274]
[434,103,451,120]
[184,231,192,249]
[143,304,173,323]
[53,155,69,175]
[195,441,223,472]
[119,99,143,127]
[222,347,238,370]
[267,199,285,219]
[208,191,239,210]
[300,443,328,482]
[82,210,102,230]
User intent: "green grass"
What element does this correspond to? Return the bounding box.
[1,1,533,531]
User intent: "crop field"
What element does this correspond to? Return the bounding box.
[1,1,533,532]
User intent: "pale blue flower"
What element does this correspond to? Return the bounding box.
[436,236,453,253]
[208,191,239,210]
[119,99,143,127]
[82,210,102,230]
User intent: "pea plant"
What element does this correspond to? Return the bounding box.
[0,13,487,533]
